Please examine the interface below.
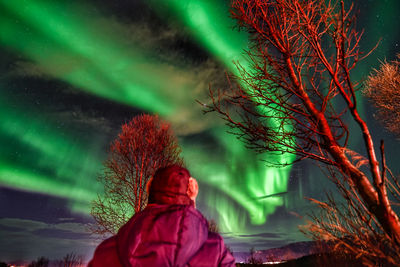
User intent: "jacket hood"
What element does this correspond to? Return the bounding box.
[148,165,192,206]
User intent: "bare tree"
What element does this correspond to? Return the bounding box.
[206,0,400,248]
[364,54,400,137]
[90,114,183,235]
[28,257,49,267]
[55,253,84,267]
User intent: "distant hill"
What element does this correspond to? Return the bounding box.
[233,241,330,263]
[236,252,365,267]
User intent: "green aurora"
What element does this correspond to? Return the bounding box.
[0,0,398,234]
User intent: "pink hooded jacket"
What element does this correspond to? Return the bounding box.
[88,165,235,267]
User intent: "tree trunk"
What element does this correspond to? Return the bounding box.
[329,144,400,244]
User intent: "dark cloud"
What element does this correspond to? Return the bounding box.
[226,238,293,252]
[32,228,91,240]
[0,190,98,262]
[0,218,92,236]
[0,218,47,232]
[0,218,95,262]
[0,224,24,233]
[0,188,92,224]
[238,232,282,239]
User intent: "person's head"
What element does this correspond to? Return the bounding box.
[147,165,198,206]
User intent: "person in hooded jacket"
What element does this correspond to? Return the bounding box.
[88,164,236,267]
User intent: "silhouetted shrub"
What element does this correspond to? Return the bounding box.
[28,256,49,267]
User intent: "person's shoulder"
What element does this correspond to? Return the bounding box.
[177,204,208,222]
[95,235,117,250]
[88,236,122,267]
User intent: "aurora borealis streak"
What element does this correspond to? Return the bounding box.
[181,128,290,229]
[0,92,102,212]
[148,0,248,70]
[1,0,177,115]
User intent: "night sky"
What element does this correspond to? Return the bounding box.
[0,0,399,263]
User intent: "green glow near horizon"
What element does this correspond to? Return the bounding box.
[181,128,290,231]
[0,0,295,233]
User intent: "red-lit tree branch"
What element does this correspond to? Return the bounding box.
[206,0,400,248]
